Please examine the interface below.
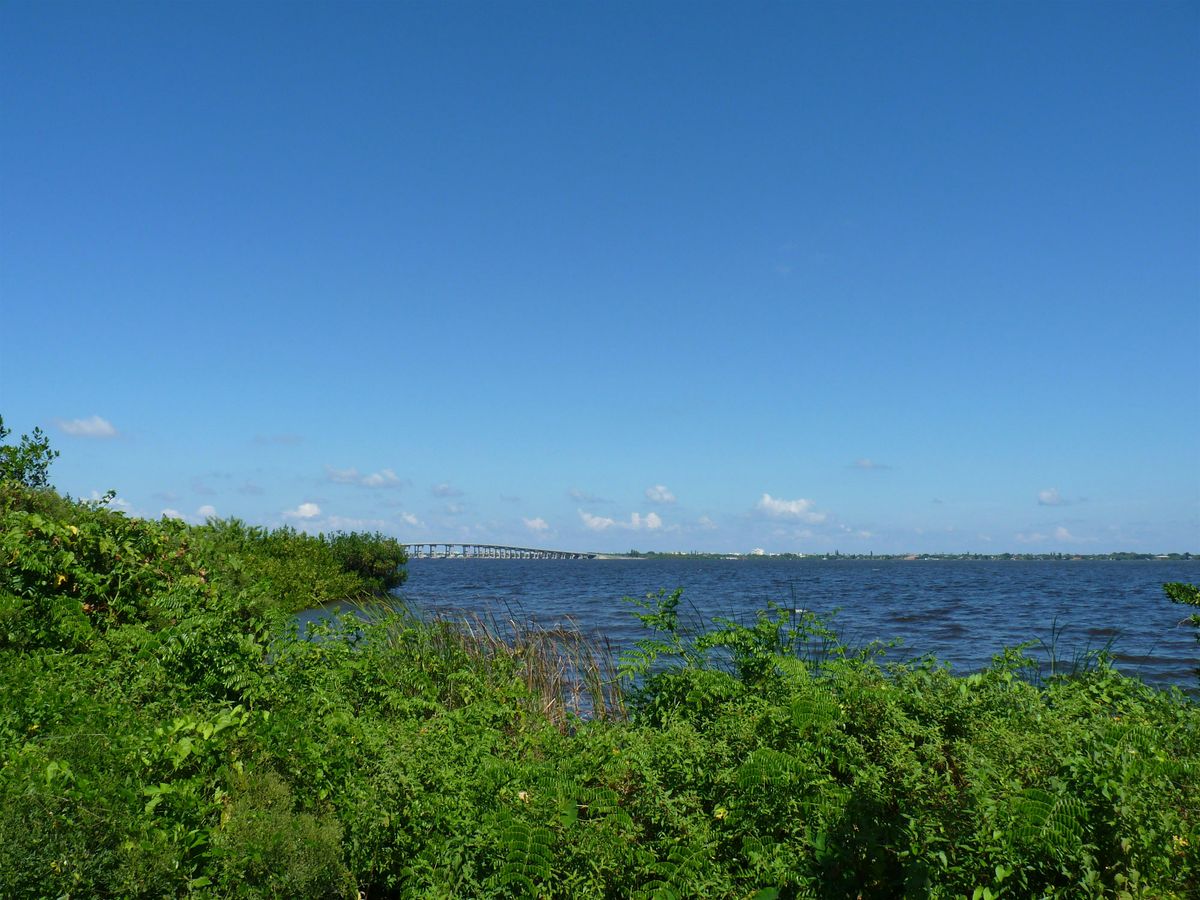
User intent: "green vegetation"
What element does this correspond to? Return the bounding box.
[0,414,58,489]
[1166,582,1200,679]
[1,421,1198,897]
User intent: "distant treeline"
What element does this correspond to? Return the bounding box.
[626,550,1196,561]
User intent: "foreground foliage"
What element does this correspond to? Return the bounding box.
[0,426,1196,897]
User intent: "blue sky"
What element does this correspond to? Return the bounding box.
[2,1,1197,553]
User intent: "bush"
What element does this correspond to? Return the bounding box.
[0,415,58,489]
[212,769,356,898]
[190,520,407,615]
[0,485,205,651]
[326,530,407,594]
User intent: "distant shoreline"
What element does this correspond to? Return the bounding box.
[411,551,1196,562]
[580,552,1196,562]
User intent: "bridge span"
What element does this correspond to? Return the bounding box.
[404,543,598,560]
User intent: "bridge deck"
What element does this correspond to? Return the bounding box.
[404,543,596,560]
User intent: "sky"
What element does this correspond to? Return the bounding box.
[2,1,1197,554]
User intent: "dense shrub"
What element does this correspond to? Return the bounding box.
[212,769,355,898]
[190,519,402,616]
[326,530,407,594]
[1,482,205,651]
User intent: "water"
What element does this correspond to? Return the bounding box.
[383,558,1198,691]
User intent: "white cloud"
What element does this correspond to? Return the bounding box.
[645,484,676,504]
[432,482,463,498]
[579,510,662,532]
[580,510,616,531]
[283,502,321,520]
[630,512,662,530]
[697,515,718,530]
[327,466,405,489]
[326,466,361,484]
[56,415,117,438]
[523,517,550,533]
[197,504,217,519]
[161,508,184,520]
[1054,526,1078,542]
[1038,488,1066,506]
[361,468,402,488]
[756,493,827,523]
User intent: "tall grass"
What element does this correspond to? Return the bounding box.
[359,600,626,726]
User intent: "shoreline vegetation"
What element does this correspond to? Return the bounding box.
[2,419,1199,897]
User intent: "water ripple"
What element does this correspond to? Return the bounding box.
[390,558,1199,690]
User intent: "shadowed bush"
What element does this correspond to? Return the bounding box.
[212,769,356,899]
[326,530,407,595]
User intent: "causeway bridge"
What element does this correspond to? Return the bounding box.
[404,543,598,560]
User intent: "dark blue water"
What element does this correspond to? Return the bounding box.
[387,558,1198,691]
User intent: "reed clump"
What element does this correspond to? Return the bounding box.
[360,601,626,726]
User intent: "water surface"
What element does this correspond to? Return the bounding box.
[385,558,1198,690]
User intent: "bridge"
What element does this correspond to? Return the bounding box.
[404,543,598,560]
